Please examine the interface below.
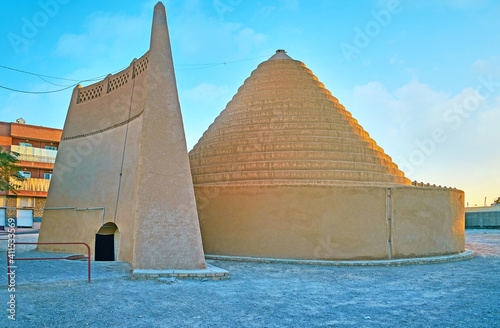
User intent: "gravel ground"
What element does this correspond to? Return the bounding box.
[0,230,499,327]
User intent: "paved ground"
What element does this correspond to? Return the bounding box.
[0,230,498,327]
[1,221,41,234]
[0,234,131,285]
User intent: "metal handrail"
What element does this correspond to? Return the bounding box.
[7,242,91,283]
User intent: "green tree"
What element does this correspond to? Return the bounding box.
[494,197,500,205]
[0,147,25,192]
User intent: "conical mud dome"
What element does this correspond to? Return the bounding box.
[190,50,411,186]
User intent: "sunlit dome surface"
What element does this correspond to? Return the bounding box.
[189,50,411,186]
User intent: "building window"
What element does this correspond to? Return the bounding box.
[20,142,32,147]
[19,171,31,178]
[45,146,57,150]
[44,173,52,179]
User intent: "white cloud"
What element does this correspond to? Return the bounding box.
[53,1,268,70]
[0,83,69,129]
[389,55,405,66]
[259,6,276,17]
[170,13,267,57]
[279,0,299,11]
[256,0,298,18]
[181,83,229,104]
[471,56,500,77]
[439,0,489,9]
[180,83,230,150]
[55,12,150,59]
[236,28,267,53]
[348,78,499,204]
[352,79,492,148]
[353,78,451,135]
[388,0,489,11]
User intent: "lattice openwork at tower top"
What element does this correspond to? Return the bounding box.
[77,51,150,104]
[108,71,130,93]
[133,55,149,78]
[78,84,103,104]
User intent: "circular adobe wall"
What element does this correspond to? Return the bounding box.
[189,51,464,260]
[194,184,464,260]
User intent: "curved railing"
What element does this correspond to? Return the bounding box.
[6,242,91,283]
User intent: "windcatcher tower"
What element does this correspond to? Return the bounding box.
[190,50,465,261]
[38,2,206,270]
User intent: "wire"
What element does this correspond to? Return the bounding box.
[0,64,127,82]
[0,84,77,94]
[176,64,222,71]
[0,53,274,94]
[37,75,76,87]
[0,65,129,94]
[176,54,273,67]
[0,65,82,82]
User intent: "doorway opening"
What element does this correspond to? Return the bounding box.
[95,222,120,261]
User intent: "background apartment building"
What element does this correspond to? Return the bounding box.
[0,119,62,228]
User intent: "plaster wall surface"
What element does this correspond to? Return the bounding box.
[131,3,205,270]
[195,185,464,260]
[390,186,465,258]
[38,64,147,262]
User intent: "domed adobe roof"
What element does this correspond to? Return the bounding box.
[189,50,411,186]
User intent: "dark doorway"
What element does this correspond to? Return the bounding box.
[95,234,115,261]
[95,222,120,261]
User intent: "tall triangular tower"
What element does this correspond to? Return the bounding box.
[132,2,206,269]
[38,2,207,271]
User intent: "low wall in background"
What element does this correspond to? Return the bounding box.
[465,206,500,228]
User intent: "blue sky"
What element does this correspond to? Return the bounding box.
[0,0,499,206]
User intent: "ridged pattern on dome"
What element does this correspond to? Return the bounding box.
[189,56,411,186]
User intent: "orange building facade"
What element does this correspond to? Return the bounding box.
[0,120,62,228]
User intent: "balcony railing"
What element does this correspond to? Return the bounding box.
[15,153,56,164]
[11,145,57,164]
[14,178,51,192]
